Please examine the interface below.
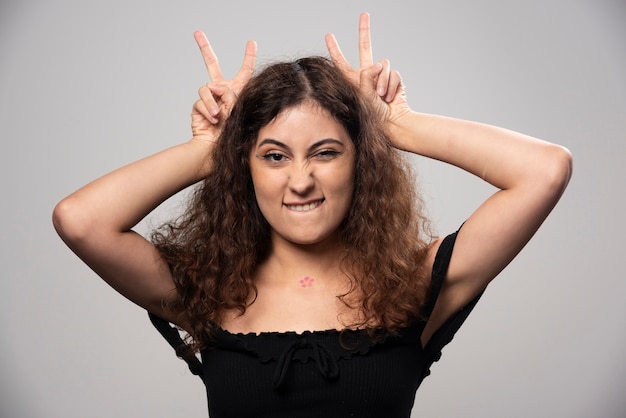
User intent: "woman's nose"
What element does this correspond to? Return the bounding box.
[288,162,315,195]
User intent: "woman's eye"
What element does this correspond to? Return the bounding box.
[315,150,341,160]
[262,153,286,162]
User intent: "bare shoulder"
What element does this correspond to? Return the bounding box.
[424,236,444,276]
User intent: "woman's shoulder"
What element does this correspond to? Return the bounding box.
[424,230,459,280]
[421,228,485,346]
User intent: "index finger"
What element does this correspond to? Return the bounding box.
[358,12,374,68]
[325,33,351,71]
[194,30,225,82]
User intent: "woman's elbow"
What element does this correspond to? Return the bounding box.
[546,144,574,193]
[52,196,95,246]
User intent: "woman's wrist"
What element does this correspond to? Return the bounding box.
[386,110,431,155]
[186,137,217,180]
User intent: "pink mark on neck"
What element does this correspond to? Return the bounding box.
[299,276,314,288]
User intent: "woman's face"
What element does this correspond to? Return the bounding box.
[249,103,355,247]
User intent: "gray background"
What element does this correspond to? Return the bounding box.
[1,0,625,417]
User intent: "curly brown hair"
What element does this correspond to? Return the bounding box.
[152,56,432,349]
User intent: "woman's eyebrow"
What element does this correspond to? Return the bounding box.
[308,138,345,151]
[256,138,345,152]
[256,138,287,149]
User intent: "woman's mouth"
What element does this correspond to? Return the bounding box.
[285,199,324,212]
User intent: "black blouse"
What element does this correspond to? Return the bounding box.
[150,230,482,417]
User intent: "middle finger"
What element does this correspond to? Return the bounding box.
[358,12,374,68]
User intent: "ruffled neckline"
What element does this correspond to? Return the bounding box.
[208,321,424,363]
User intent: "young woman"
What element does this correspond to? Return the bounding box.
[53,13,572,417]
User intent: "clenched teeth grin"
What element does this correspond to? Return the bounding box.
[285,199,324,212]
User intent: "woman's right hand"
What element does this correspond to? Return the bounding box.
[191,32,257,144]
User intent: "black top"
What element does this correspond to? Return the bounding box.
[149,230,482,417]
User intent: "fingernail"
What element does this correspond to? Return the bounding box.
[210,106,220,116]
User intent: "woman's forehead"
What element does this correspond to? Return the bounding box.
[254,103,351,147]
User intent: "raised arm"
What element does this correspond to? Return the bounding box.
[327,13,573,339]
[52,34,256,327]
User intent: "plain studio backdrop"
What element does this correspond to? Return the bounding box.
[1,1,624,417]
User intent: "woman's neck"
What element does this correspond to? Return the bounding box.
[219,234,356,334]
[256,234,346,287]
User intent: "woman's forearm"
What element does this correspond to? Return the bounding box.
[53,139,212,240]
[388,111,573,192]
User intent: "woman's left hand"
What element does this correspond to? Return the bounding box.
[325,13,411,126]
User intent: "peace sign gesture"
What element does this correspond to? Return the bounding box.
[191,32,257,143]
[325,13,409,124]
